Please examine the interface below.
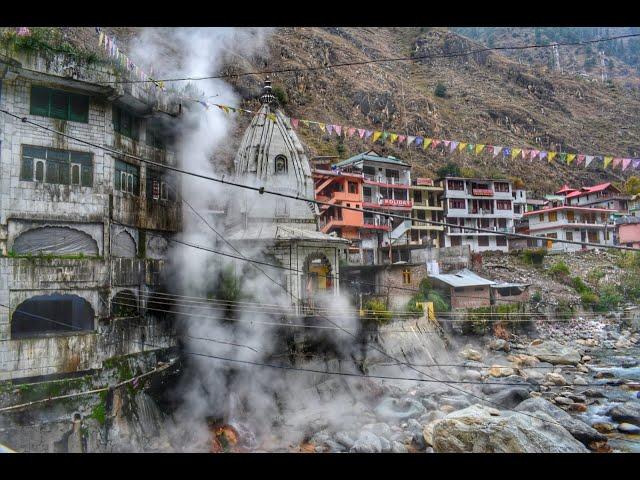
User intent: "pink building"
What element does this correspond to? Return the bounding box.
[617,218,640,249]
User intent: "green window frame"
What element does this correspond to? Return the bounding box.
[30,86,89,123]
[145,124,165,149]
[114,159,140,195]
[113,106,140,140]
[20,145,93,186]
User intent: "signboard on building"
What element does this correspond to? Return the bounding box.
[381,199,412,207]
[416,178,434,186]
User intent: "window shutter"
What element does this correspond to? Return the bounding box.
[20,157,33,181]
[50,91,69,120]
[35,161,44,182]
[81,165,93,187]
[59,163,71,185]
[72,165,80,185]
[46,160,59,183]
[114,166,121,191]
[30,86,50,116]
[69,94,89,123]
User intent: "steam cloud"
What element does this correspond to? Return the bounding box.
[129,27,459,452]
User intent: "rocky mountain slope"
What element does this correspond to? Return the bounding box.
[4,27,640,195]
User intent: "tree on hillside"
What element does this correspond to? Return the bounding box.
[624,176,640,195]
[436,162,461,178]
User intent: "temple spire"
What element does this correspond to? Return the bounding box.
[259,76,276,106]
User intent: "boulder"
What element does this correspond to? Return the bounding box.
[362,423,392,439]
[333,431,355,449]
[617,423,640,434]
[544,372,568,386]
[554,397,573,406]
[607,402,640,426]
[488,338,510,352]
[489,387,531,409]
[460,346,483,362]
[488,365,516,377]
[592,422,615,434]
[514,397,606,446]
[528,341,581,365]
[374,398,425,422]
[391,441,408,453]
[431,404,588,453]
[350,431,382,453]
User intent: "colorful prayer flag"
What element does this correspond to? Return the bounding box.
[450,141,459,152]
[503,147,511,157]
[512,148,521,159]
[458,142,467,152]
[372,131,382,142]
[318,123,326,132]
[603,156,613,168]
[539,151,547,161]
[576,154,585,165]
[475,144,485,155]
[334,125,342,136]
[358,128,365,138]
[365,130,373,139]
[566,154,576,165]
[633,160,640,169]
[406,136,415,146]
[584,155,594,167]
[291,118,299,129]
[613,158,622,169]
[326,124,334,135]
[493,146,503,157]
[389,133,398,143]
[381,131,389,142]
[622,158,632,171]
[398,135,406,145]
[415,136,424,146]
[548,152,557,162]
[347,127,356,137]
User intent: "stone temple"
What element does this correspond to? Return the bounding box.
[226,79,348,312]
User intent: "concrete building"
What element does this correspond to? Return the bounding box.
[227,79,348,312]
[428,268,495,309]
[0,42,180,380]
[523,205,616,252]
[560,182,630,214]
[408,177,444,248]
[440,177,516,253]
[333,150,413,264]
[312,162,364,264]
[615,216,640,248]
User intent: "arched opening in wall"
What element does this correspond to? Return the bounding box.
[11,294,95,339]
[111,289,139,318]
[274,154,288,175]
[112,230,137,258]
[302,253,333,307]
[12,226,99,256]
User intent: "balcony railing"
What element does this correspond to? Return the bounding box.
[363,174,410,185]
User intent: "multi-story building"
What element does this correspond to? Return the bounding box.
[312,161,364,264]
[523,205,616,252]
[560,182,630,215]
[333,150,413,264]
[512,188,527,220]
[440,177,516,253]
[408,177,444,248]
[0,42,180,381]
[629,193,640,217]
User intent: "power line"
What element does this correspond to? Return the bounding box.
[95,32,640,85]
[2,108,634,253]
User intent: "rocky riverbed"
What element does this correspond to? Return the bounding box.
[237,316,640,453]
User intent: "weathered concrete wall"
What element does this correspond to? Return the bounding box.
[375,264,428,310]
[410,245,471,273]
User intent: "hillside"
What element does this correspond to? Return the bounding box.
[3,26,640,196]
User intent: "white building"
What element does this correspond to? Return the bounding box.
[0,41,181,381]
[523,205,616,252]
[440,177,516,253]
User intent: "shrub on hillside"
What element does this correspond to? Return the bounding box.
[434,83,447,98]
[595,285,623,312]
[520,248,547,266]
[549,261,570,277]
[363,299,392,325]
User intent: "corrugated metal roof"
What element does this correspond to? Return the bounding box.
[428,268,495,287]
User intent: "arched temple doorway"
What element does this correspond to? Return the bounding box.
[302,253,333,307]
